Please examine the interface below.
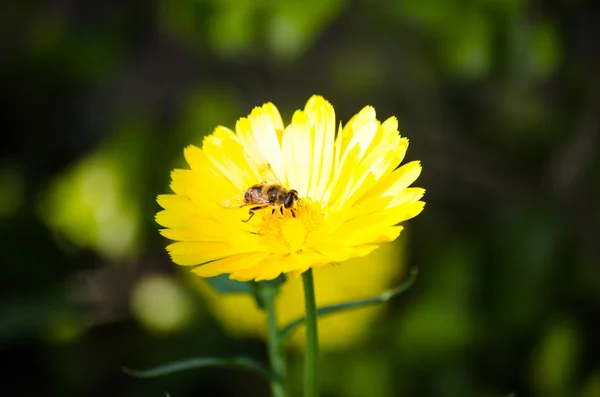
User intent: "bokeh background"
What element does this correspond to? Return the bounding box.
[2,0,600,396]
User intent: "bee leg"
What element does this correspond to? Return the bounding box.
[242,211,254,223]
[291,209,296,218]
[271,208,275,215]
[280,206,284,216]
[242,206,265,223]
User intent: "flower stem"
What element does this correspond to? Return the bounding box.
[302,269,319,397]
[263,286,287,397]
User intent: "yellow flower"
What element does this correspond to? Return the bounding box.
[156,95,424,281]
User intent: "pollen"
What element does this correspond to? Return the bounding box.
[255,199,325,254]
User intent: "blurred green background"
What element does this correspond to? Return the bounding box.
[2,0,600,396]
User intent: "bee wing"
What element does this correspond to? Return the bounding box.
[219,190,273,208]
[218,161,283,209]
[255,162,283,185]
[219,194,247,209]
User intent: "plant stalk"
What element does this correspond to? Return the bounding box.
[263,286,287,397]
[302,269,319,397]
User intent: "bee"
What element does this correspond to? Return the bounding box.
[240,183,299,222]
[219,163,300,222]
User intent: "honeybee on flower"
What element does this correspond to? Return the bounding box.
[219,164,300,223]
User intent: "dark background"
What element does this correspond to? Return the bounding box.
[2,0,600,396]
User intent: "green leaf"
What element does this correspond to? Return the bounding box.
[251,274,287,309]
[257,273,287,289]
[204,273,286,298]
[123,356,280,383]
[204,274,253,294]
[280,267,418,341]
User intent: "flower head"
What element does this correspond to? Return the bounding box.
[156,96,424,281]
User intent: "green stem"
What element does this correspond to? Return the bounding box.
[263,286,287,397]
[302,269,319,397]
[281,267,418,340]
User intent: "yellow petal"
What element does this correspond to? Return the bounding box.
[346,195,393,220]
[381,116,398,134]
[309,240,359,263]
[167,241,255,266]
[282,110,312,196]
[345,106,376,140]
[304,96,336,198]
[282,218,306,253]
[169,168,236,207]
[230,255,284,281]
[183,145,208,171]
[333,105,375,167]
[248,104,285,181]
[192,252,270,277]
[387,187,426,208]
[325,144,360,209]
[365,160,422,202]
[157,194,200,213]
[279,249,327,274]
[155,210,184,228]
[235,117,265,171]
[333,225,404,246]
[158,215,253,242]
[202,129,255,190]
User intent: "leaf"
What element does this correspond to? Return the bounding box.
[251,274,287,309]
[123,356,279,383]
[280,267,418,341]
[204,274,253,294]
[257,273,287,289]
[205,273,286,296]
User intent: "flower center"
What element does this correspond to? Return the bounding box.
[254,198,324,254]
